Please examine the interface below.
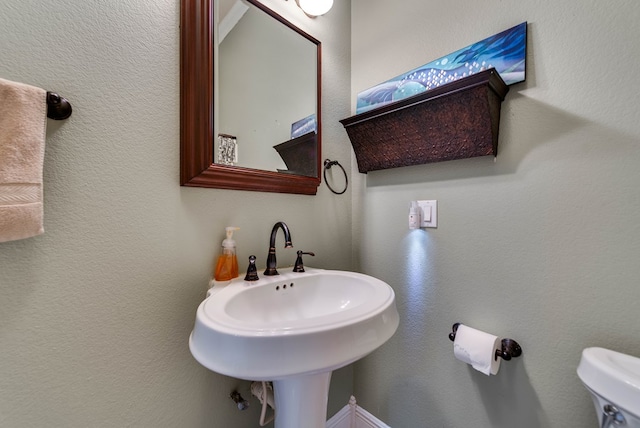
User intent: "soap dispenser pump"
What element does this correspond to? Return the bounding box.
[214,227,239,281]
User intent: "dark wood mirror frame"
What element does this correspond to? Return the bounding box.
[180,0,322,195]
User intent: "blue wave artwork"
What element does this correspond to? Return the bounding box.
[291,114,317,139]
[356,22,527,114]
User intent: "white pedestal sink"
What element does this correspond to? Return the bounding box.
[189,268,399,428]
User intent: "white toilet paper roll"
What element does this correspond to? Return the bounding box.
[453,324,501,376]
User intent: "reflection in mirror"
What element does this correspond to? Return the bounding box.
[180,0,322,194]
[218,1,317,175]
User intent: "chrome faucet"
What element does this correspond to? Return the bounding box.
[264,222,293,276]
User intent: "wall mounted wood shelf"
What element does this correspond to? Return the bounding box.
[340,69,509,173]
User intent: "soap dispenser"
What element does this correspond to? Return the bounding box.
[213,227,239,281]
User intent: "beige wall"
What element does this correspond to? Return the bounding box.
[350,0,640,427]
[0,0,352,426]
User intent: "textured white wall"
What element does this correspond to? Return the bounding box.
[0,0,352,426]
[351,1,640,427]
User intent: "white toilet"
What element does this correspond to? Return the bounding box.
[577,347,640,427]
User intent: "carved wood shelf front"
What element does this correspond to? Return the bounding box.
[340,69,509,173]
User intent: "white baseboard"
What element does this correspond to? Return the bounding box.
[326,396,391,428]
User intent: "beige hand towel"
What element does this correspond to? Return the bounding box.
[0,78,48,243]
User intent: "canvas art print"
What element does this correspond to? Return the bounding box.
[291,114,317,139]
[356,22,527,114]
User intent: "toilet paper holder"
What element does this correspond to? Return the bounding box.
[448,323,523,361]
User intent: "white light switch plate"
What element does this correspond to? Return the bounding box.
[417,200,437,228]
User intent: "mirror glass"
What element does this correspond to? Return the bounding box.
[181,0,322,195]
[218,0,317,175]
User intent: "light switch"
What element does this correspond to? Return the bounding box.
[417,200,437,228]
[423,205,432,222]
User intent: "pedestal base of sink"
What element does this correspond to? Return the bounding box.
[273,372,332,428]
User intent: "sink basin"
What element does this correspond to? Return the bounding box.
[577,347,640,418]
[189,268,399,380]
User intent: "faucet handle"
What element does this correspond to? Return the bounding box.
[293,251,315,272]
[244,255,260,281]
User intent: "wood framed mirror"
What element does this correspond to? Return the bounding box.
[180,0,322,195]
